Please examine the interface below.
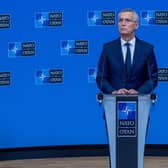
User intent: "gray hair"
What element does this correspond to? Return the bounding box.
[118,8,139,23]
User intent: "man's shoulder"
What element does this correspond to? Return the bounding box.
[103,38,120,48]
[136,37,154,48]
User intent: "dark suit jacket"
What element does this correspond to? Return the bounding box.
[96,37,158,94]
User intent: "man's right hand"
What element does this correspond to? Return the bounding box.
[112,88,129,95]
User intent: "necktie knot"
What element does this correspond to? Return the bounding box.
[125,42,130,47]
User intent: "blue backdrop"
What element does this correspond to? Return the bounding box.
[0,0,168,148]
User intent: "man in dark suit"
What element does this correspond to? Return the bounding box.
[96,8,158,95]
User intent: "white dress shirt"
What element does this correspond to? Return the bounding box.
[120,37,136,64]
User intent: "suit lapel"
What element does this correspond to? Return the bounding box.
[116,39,125,68]
[132,38,141,70]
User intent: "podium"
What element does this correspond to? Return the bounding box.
[103,94,151,168]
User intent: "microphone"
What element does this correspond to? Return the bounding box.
[150,93,157,104]
[96,92,103,104]
[96,49,106,105]
[146,55,157,105]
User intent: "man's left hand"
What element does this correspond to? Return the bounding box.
[128,89,138,95]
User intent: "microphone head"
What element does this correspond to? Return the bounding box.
[96,93,103,104]
[150,93,157,104]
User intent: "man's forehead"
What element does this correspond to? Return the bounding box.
[120,12,134,18]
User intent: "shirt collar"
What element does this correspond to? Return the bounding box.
[120,37,136,47]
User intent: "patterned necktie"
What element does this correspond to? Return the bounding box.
[125,42,131,77]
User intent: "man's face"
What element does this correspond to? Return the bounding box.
[118,11,138,37]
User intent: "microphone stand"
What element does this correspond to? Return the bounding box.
[146,56,157,105]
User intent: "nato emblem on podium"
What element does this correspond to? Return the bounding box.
[117,101,137,137]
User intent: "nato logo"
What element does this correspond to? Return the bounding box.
[8,42,22,57]
[140,11,155,25]
[141,10,168,25]
[118,101,136,120]
[8,42,35,57]
[0,72,10,86]
[35,12,62,28]
[61,40,88,55]
[0,14,10,28]
[35,69,63,85]
[88,68,97,83]
[88,10,115,26]
[61,40,75,55]
[117,101,137,137]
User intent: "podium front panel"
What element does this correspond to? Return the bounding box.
[103,94,151,168]
[116,96,138,168]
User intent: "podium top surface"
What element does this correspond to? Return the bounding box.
[103,94,151,102]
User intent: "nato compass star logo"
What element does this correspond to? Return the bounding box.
[88,11,102,26]
[35,70,49,84]
[35,12,49,28]
[61,40,75,55]
[140,11,155,25]
[88,68,97,83]
[8,42,22,57]
[118,102,136,120]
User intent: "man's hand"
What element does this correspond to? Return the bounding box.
[112,88,129,95]
[112,88,138,95]
[128,89,138,95]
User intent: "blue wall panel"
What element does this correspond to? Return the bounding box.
[0,0,168,148]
